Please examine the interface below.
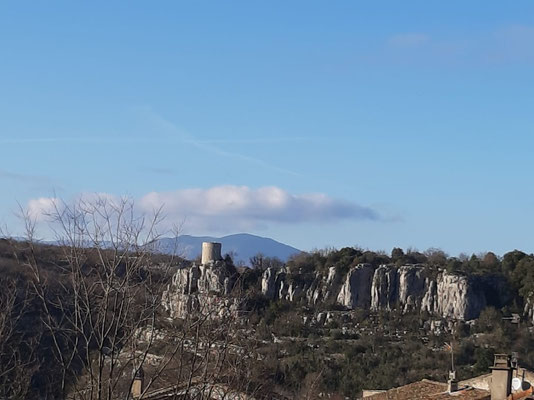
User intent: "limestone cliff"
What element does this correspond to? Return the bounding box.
[261,264,487,320]
[162,259,238,319]
[336,264,375,308]
[420,272,486,320]
[524,296,534,324]
[165,258,488,321]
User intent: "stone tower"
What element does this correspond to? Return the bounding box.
[201,242,222,265]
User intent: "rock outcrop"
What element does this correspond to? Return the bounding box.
[261,264,487,320]
[165,245,489,321]
[370,265,427,312]
[420,272,486,320]
[261,266,343,305]
[336,264,375,308]
[163,259,239,319]
[525,296,534,324]
[262,267,286,300]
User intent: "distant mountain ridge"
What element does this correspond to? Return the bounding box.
[154,233,301,265]
[11,233,301,267]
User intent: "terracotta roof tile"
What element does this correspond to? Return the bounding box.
[364,380,490,400]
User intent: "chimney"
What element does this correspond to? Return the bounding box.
[491,354,513,400]
[448,370,458,393]
[201,242,222,265]
[131,366,144,398]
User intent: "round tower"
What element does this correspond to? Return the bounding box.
[201,242,222,265]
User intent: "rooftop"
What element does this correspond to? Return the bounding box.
[363,379,490,400]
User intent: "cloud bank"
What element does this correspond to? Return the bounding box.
[383,25,534,65]
[27,185,380,233]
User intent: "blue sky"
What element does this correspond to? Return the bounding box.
[1,1,534,255]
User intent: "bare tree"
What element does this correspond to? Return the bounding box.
[0,277,38,400]
[8,196,173,399]
[10,196,264,400]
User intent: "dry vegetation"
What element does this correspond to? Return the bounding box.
[2,197,534,399]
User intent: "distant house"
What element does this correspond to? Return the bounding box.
[363,354,534,400]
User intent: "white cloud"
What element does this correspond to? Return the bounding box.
[383,25,534,65]
[25,192,122,222]
[496,24,534,43]
[28,186,380,233]
[491,24,534,62]
[388,33,430,48]
[138,185,380,232]
[27,197,59,221]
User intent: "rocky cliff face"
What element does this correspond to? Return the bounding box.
[261,265,342,305]
[162,260,239,319]
[524,296,534,324]
[420,272,486,320]
[261,264,487,320]
[164,259,488,321]
[337,264,375,308]
[371,265,428,313]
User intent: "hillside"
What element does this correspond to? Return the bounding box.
[161,245,534,397]
[3,236,534,399]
